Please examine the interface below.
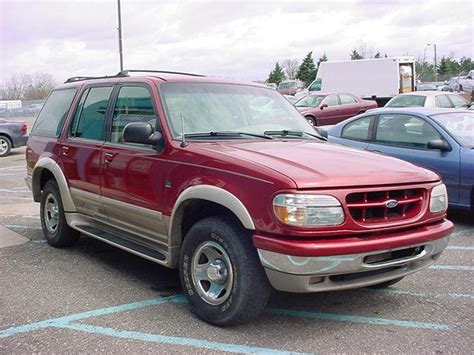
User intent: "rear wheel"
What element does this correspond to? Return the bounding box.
[180,216,271,326]
[0,136,12,157]
[40,180,80,247]
[305,116,317,126]
[366,276,404,289]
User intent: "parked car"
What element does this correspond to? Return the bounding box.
[277,80,304,96]
[385,92,470,109]
[0,118,28,157]
[326,108,474,211]
[458,70,474,93]
[446,77,462,92]
[294,92,378,126]
[26,71,453,326]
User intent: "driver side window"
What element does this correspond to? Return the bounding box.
[324,95,339,106]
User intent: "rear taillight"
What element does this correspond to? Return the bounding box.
[20,122,27,134]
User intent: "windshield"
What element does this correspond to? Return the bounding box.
[430,112,474,147]
[295,95,326,108]
[386,95,426,107]
[278,82,297,89]
[159,82,314,139]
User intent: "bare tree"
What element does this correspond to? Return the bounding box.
[0,73,56,100]
[0,74,31,100]
[24,73,56,100]
[281,59,299,80]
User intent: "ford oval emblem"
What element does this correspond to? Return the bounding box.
[385,199,398,208]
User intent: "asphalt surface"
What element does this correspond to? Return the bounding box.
[1,142,473,354]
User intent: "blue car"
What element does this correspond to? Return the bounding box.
[326,108,474,211]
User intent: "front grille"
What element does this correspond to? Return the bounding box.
[346,188,425,224]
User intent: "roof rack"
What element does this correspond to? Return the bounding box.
[64,73,127,84]
[117,69,206,77]
[64,69,206,84]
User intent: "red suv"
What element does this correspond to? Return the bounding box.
[26,70,453,326]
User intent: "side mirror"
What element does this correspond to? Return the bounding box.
[427,139,451,152]
[123,122,163,147]
[320,103,328,110]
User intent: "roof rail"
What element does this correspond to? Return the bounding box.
[64,73,128,84]
[117,69,206,77]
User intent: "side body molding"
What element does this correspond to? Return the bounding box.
[32,157,76,212]
[168,185,255,247]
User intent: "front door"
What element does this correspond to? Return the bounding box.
[101,84,168,247]
[60,85,114,219]
[319,94,341,125]
[367,113,460,203]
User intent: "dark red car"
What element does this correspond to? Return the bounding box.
[295,92,378,126]
[26,71,452,326]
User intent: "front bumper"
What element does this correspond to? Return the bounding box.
[256,220,453,293]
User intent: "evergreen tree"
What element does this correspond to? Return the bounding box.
[296,51,317,86]
[267,62,285,84]
[350,49,364,60]
[374,52,381,58]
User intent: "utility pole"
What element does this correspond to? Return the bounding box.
[117,0,124,72]
[427,43,437,81]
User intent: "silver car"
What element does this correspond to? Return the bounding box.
[385,91,470,109]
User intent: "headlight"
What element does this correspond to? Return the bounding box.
[430,184,448,213]
[273,194,344,227]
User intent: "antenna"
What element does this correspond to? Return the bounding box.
[180,114,188,148]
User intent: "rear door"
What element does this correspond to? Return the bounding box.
[367,113,460,203]
[101,83,168,246]
[60,85,114,220]
[338,94,360,120]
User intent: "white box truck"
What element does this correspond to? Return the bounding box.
[304,57,416,106]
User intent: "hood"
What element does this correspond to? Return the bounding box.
[196,140,440,189]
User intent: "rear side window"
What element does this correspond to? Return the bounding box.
[435,95,452,108]
[31,89,76,137]
[448,94,469,108]
[70,86,113,140]
[342,116,372,141]
[339,94,357,104]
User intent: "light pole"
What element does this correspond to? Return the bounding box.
[427,43,437,81]
[117,0,124,72]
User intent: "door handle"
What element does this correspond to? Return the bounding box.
[61,146,69,156]
[104,152,115,163]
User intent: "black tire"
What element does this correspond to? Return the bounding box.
[0,135,12,157]
[305,116,317,126]
[40,180,80,247]
[366,276,405,289]
[180,216,271,326]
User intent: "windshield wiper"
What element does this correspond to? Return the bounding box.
[184,131,273,140]
[264,130,327,141]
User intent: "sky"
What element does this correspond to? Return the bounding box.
[0,0,473,84]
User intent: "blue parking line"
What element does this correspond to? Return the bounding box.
[447,246,474,251]
[56,322,305,355]
[0,296,181,338]
[429,264,474,271]
[365,288,474,300]
[266,308,452,331]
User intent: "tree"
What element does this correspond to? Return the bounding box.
[267,62,285,85]
[459,57,474,74]
[281,59,299,80]
[374,52,381,58]
[316,53,328,71]
[350,49,364,60]
[296,51,317,86]
[0,73,56,100]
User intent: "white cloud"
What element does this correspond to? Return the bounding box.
[0,0,472,84]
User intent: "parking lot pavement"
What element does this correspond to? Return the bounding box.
[1,147,473,353]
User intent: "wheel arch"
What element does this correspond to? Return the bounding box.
[32,157,76,212]
[168,185,255,249]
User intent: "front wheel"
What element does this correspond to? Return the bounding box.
[180,216,271,326]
